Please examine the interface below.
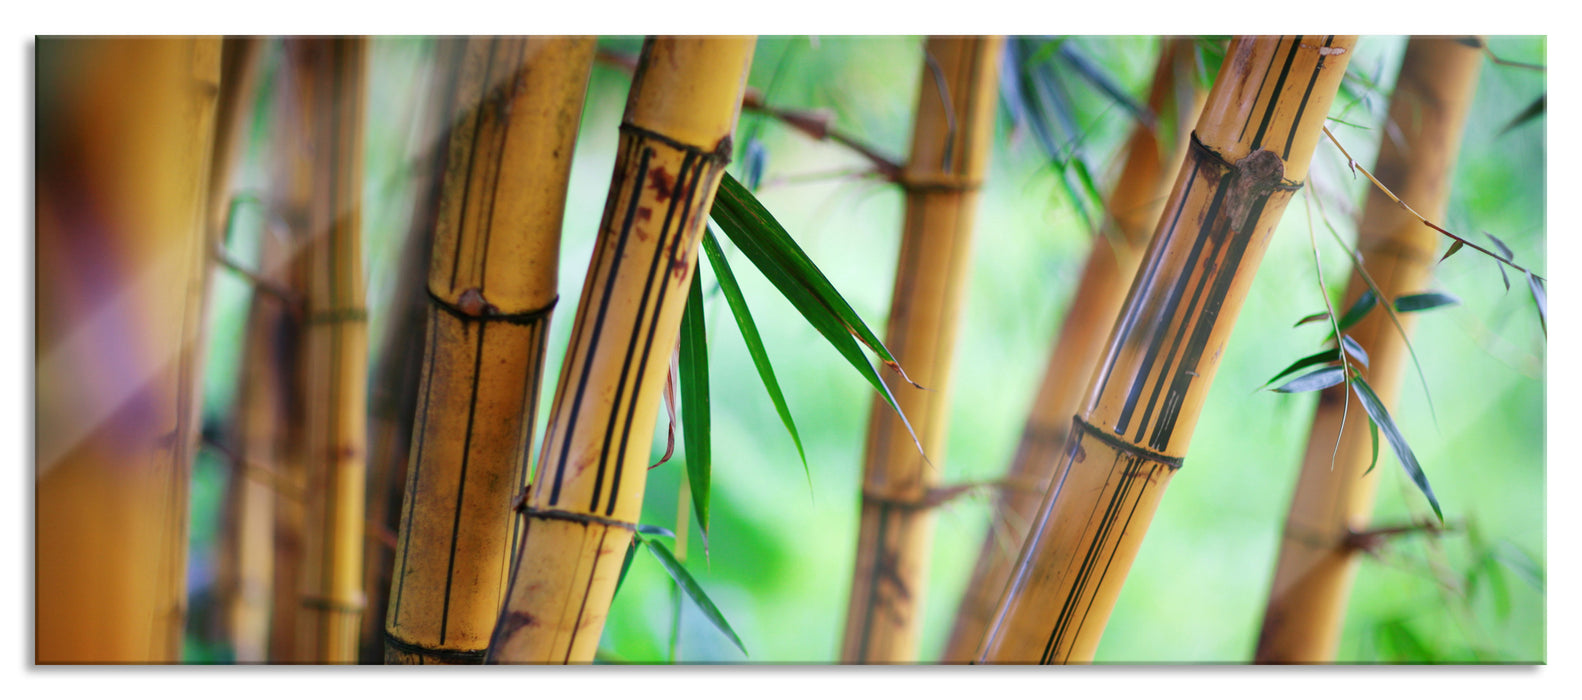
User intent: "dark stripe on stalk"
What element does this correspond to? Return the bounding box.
[550,144,652,505]
[392,313,440,623]
[1249,38,1301,152]
[438,321,489,643]
[1282,36,1335,160]
[449,40,500,289]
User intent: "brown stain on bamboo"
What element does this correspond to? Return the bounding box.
[840,36,1002,664]
[1254,37,1482,664]
[383,36,594,665]
[487,36,755,665]
[974,35,1355,665]
[940,39,1206,663]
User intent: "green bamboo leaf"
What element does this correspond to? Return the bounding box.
[1057,40,1155,129]
[1485,231,1513,291]
[1261,347,1341,390]
[1439,239,1465,263]
[1350,374,1442,521]
[1394,291,1461,313]
[1273,366,1346,394]
[1526,272,1546,337]
[1293,310,1331,327]
[1498,94,1545,136]
[679,267,711,535]
[1336,288,1377,333]
[1375,618,1438,663]
[710,174,926,458]
[1340,335,1370,369]
[1362,414,1380,476]
[711,173,901,370]
[635,523,676,539]
[701,229,810,487]
[1493,540,1545,593]
[637,534,747,657]
[613,538,639,598]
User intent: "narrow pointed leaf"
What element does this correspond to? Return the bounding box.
[1439,239,1465,263]
[1273,366,1347,394]
[1485,231,1513,290]
[1452,36,1485,49]
[678,267,711,534]
[1057,40,1155,128]
[1294,310,1331,327]
[1336,288,1377,333]
[1394,291,1461,313]
[1362,414,1380,476]
[1261,347,1341,389]
[710,174,925,457]
[1526,272,1546,336]
[1340,335,1370,368]
[651,354,679,469]
[701,229,810,485]
[710,173,904,373]
[635,523,677,539]
[1498,94,1545,136]
[613,538,639,598]
[1350,375,1442,521]
[637,534,747,656]
[1493,540,1545,592]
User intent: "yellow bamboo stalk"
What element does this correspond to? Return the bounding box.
[36,36,221,664]
[940,38,1205,663]
[975,35,1356,664]
[275,37,369,664]
[206,36,274,663]
[216,227,298,662]
[486,36,755,665]
[359,37,466,663]
[1254,37,1482,664]
[384,36,595,665]
[839,36,1002,664]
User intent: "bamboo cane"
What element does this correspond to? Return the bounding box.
[486,36,755,665]
[275,37,369,663]
[975,35,1356,664]
[36,36,221,663]
[359,37,465,664]
[941,38,1205,663]
[1254,37,1482,664]
[839,36,1002,664]
[384,36,595,665]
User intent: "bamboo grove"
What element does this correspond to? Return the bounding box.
[32,35,1546,664]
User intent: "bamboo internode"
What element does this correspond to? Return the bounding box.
[840,36,1002,664]
[1255,37,1482,664]
[941,38,1204,663]
[281,37,369,663]
[35,36,221,663]
[487,36,755,665]
[976,35,1356,664]
[384,36,594,665]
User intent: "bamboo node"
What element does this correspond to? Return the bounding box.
[426,287,557,325]
[515,503,636,532]
[383,631,487,664]
[896,170,983,193]
[620,122,732,165]
[299,594,365,614]
[1189,132,1304,191]
[1070,415,1185,471]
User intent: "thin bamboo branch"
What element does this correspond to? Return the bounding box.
[976,35,1356,664]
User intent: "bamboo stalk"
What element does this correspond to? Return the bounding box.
[216,226,298,662]
[206,36,274,663]
[36,36,221,663]
[940,38,1205,663]
[975,35,1356,664]
[1255,37,1482,664]
[486,36,755,665]
[275,37,369,663]
[839,36,1002,664]
[384,36,595,665]
[358,38,464,664]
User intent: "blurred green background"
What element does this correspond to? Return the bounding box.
[186,35,1545,663]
